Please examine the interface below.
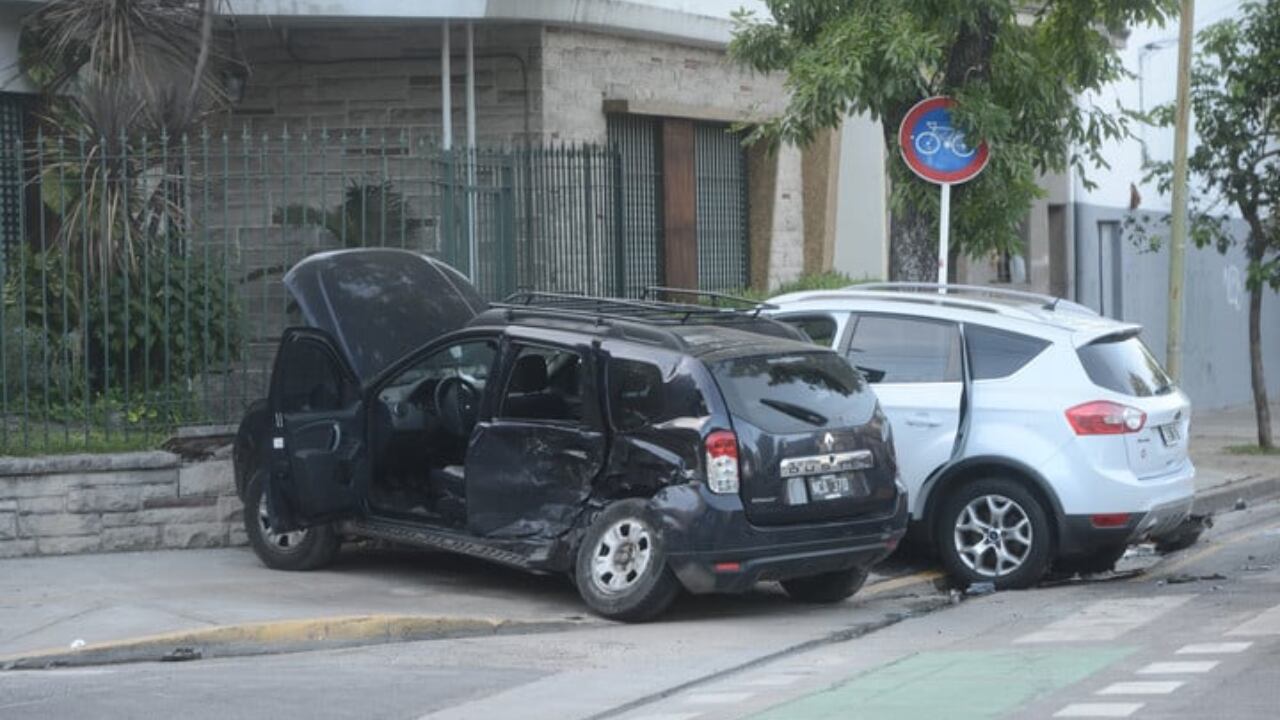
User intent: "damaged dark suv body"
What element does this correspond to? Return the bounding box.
[234,249,908,621]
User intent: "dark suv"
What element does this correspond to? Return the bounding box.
[234,249,908,621]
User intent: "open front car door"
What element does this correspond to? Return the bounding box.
[268,327,369,531]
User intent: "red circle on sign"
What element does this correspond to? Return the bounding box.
[898,96,990,184]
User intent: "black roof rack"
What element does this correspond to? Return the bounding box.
[484,290,803,352]
[640,287,776,314]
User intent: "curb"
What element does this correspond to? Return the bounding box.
[0,614,587,670]
[1193,474,1280,517]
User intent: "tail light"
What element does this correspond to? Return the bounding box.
[1065,401,1147,435]
[704,430,740,494]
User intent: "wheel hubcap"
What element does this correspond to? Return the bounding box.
[258,495,308,553]
[954,494,1033,578]
[590,519,654,595]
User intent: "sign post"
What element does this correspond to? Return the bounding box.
[897,96,990,288]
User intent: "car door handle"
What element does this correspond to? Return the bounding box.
[904,414,942,428]
[560,449,589,461]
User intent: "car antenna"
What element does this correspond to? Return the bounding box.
[1045,297,1062,311]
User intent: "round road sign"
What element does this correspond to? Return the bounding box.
[898,96,989,185]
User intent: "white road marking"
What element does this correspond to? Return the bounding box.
[629,714,702,720]
[1097,681,1184,695]
[1227,603,1280,636]
[743,675,804,687]
[1054,702,1144,717]
[1137,661,1220,674]
[1176,642,1253,654]
[1016,596,1193,643]
[683,692,754,705]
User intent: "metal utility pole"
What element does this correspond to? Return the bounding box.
[1166,0,1194,381]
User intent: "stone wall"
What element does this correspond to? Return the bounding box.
[539,26,788,143]
[0,452,245,558]
[223,23,542,145]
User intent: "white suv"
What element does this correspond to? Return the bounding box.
[768,283,1196,589]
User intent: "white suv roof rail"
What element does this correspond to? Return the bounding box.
[847,283,1098,316]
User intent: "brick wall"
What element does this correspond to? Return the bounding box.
[0,452,245,558]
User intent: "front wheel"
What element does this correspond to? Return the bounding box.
[244,473,341,572]
[574,499,681,622]
[782,566,869,603]
[936,478,1052,590]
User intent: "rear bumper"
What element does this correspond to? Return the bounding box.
[1058,496,1195,558]
[652,483,909,594]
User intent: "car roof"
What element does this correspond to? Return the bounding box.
[768,283,1142,342]
[470,307,824,361]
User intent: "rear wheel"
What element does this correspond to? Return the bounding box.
[936,478,1052,590]
[244,473,341,571]
[781,566,869,603]
[574,499,681,622]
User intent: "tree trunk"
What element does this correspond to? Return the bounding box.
[1247,281,1273,448]
[888,205,939,281]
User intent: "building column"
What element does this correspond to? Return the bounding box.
[661,118,698,289]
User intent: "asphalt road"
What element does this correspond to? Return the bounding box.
[2,500,1278,720]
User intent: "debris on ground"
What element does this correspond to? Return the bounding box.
[965,581,996,597]
[1165,572,1228,585]
[160,647,202,662]
[1235,498,1248,511]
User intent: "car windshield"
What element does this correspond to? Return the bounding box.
[711,352,874,434]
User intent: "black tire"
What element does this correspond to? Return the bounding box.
[244,473,341,572]
[935,477,1053,590]
[573,499,681,622]
[1055,544,1128,576]
[781,566,869,604]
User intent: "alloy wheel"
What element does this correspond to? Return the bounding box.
[953,494,1033,577]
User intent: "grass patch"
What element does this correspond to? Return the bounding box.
[0,427,172,457]
[1224,443,1280,456]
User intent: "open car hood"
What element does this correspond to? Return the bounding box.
[283,249,488,383]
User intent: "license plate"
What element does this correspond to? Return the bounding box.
[808,474,854,501]
[1158,423,1182,446]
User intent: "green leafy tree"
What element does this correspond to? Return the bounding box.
[1141,0,1278,448]
[729,0,1175,281]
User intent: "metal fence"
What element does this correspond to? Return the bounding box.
[0,128,633,454]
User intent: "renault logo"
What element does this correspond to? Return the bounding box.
[821,432,835,452]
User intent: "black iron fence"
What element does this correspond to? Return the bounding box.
[0,128,634,454]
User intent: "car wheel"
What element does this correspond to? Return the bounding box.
[244,472,341,572]
[1054,544,1129,576]
[781,566,869,604]
[574,499,681,622]
[936,478,1052,590]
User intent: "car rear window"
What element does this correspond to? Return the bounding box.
[966,325,1050,380]
[778,315,838,348]
[711,352,873,433]
[1077,335,1173,397]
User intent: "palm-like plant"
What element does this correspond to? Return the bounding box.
[20,0,228,274]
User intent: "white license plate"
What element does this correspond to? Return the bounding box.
[1158,423,1182,446]
[808,474,854,501]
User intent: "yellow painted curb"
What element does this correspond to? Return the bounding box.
[862,569,945,598]
[1,614,577,669]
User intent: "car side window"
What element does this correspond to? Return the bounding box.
[500,345,586,424]
[607,358,666,431]
[377,340,496,404]
[847,315,961,383]
[779,315,839,348]
[276,337,355,413]
[966,325,1050,380]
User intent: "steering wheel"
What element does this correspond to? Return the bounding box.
[434,375,481,438]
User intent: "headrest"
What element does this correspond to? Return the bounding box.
[510,353,548,393]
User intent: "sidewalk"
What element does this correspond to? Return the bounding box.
[1188,402,1280,513]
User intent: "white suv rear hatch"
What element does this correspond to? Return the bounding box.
[1075,331,1191,479]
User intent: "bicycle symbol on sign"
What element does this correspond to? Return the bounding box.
[913,121,976,158]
